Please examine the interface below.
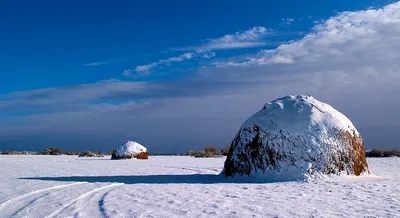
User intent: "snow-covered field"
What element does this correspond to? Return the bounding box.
[0,156,399,218]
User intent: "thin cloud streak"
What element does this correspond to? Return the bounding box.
[84,58,128,67]
[178,26,272,53]
[124,26,272,77]
[123,53,196,77]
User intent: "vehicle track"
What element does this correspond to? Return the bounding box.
[0,182,87,218]
[0,182,86,211]
[10,193,50,217]
[186,166,221,173]
[98,192,110,218]
[45,183,124,218]
[163,165,221,174]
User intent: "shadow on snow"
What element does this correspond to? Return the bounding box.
[19,174,302,184]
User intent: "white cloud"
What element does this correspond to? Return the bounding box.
[85,62,108,67]
[84,58,126,67]
[200,1,400,140]
[142,52,194,70]
[134,62,159,73]
[125,26,272,77]
[211,2,400,70]
[212,26,268,42]
[123,52,196,77]
[202,52,216,59]
[281,18,295,25]
[165,52,194,62]
[122,69,133,77]
[189,26,271,53]
[209,49,294,68]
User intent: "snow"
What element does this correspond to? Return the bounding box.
[224,95,369,179]
[113,141,147,157]
[0,155,399,218]
[244,95,358,136]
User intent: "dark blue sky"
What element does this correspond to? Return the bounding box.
[1,0,399,152]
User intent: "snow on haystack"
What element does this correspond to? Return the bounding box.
[222,95,369,180]
[111,141,148,160]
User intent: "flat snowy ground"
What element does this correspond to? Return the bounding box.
[0,156,399,218]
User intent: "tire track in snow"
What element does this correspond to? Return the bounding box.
[10,193,50,217]
[98,192,109,218]
[0,182,86,212]
[98,186,124,218]
[188,166,221,173]
[98,191,115,218]
[45,183,123,218]
[165,166,221,174]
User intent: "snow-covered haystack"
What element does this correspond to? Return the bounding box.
[222,95,369,180]
[111,141,148,160]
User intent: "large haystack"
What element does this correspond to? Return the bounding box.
[222,95,369,180]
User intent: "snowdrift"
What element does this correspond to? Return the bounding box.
[222,95,369,180]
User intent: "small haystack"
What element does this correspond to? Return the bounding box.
[111,141,148,160]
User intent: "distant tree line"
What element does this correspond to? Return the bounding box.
[365,149,400,157]
[1,147,105,157]
[148,153,187,156]
[1,145,233,157]
[78,150,104,157]
[187,145,231,158]
[1,150,39,155]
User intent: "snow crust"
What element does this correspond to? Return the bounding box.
[0,155,398,218]
[244,95,358,136]
[114,141,147,157]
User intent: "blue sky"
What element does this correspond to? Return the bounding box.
[1,0,394,91]
[1,0,400,152]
